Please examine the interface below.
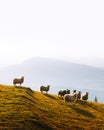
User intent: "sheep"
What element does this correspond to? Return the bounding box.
[64,93,78,102]
[72,90,77,94]
[58,89,70,97]
[77,91,81,100]
[71,90,81,100]
[40,85,50,93]
[13,76,24,86]
[82,92,89,100]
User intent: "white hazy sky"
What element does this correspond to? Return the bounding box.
[0,0,104,67]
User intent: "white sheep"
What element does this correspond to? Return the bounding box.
[64,93,78,102]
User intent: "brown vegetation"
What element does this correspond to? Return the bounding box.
[0,84,104,130]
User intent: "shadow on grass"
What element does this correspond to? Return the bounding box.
[88,103,104,113]
[29,120,53,130]
[43,93,58,100]
[77,100,104,113]
[70,105,96,118]
[15,86,33,92]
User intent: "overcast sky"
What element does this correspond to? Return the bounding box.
[0,0,104,67]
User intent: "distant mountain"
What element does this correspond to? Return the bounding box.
[0,57,104,92]
[67,57,104,68]
[1,57,104,103]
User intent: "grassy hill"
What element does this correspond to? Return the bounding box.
[0,84,104,130]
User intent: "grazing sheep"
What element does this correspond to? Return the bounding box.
[64,93,78,102]
[82,92,89,100]
[40,85,50,93]
[58,89,70,97]
[13,76,24,86]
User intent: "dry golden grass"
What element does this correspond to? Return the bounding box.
[0,84,104,130]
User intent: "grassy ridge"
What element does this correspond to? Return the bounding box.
[0,84,104,130]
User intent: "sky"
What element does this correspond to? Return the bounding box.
[0,0,104,67]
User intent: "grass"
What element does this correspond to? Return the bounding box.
[0,84,104,130]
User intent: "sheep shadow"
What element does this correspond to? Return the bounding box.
[87,102,104,113]
[14,86,33,93]
[43,93,58,100]
[77,100,104,113]
[70,105,96,118]
[58,97,64,101]
[29,119,53,130]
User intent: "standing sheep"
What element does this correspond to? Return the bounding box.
[58,89,70,97]
[82,92,89,100]
[40,85,50,93]
[13,76,24,86]
[64,93,78,102]
[77,91,81,100]
[72,90,77,94]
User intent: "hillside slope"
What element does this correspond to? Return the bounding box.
[0,84,104,130]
